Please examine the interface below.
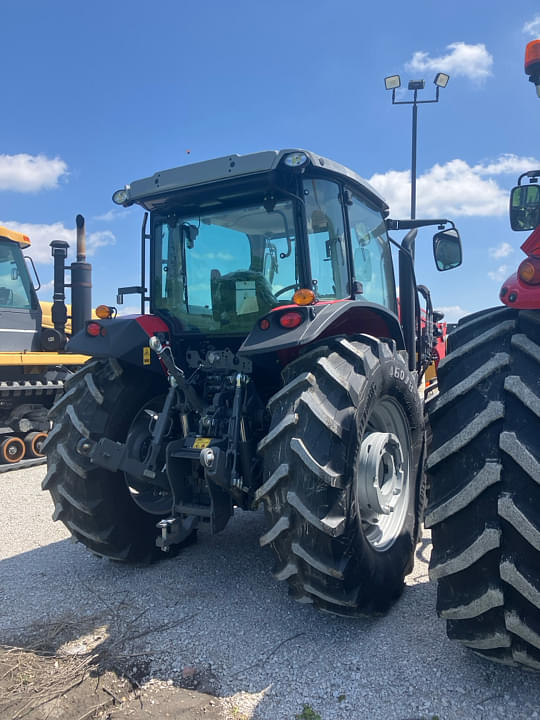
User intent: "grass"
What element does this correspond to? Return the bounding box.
[295,704,323,720]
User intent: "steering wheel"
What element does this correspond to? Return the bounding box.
[273,284,298,299]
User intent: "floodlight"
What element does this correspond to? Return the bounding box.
[112,188,129,205]
[434,72,450,88]
[408,80,425,91]
[384,75,401,90]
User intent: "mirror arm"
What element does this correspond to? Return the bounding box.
[386,218,455,231]
[518,170,540,185]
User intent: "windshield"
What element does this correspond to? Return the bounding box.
[0,240,34,309]
[152,199,298,333]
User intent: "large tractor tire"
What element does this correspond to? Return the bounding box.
[257,335,424,616]
[426,307,540,670]
[43,358,184,563]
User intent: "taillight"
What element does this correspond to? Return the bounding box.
[87,322,104,336]
[259,317,271,330]
[279,311,304,329]
[518,256,540,285]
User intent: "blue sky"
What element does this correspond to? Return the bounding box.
[1,0,539,323]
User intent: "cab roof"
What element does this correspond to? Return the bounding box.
[116,149,388,212]
[0,226,30,248]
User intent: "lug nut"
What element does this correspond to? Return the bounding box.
[77,439,92,456]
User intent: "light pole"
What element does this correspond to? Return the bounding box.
[384,73,450,220]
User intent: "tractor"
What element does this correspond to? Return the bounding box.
[44,149,461,615]
[426,40,540,669]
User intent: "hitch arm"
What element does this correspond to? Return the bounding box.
[149,336,203,412]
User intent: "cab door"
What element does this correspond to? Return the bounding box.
[0,239,41,351]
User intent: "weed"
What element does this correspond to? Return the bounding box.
[295,703,323,720]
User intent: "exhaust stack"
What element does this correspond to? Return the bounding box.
[76,213,87,261]
[49,215,93,341]
[71,214,92,335]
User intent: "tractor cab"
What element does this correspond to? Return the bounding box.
[109,149,459,370]
[0,227,41,352]
[116,150,398,337]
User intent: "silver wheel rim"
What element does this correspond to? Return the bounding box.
[354,397,411,552]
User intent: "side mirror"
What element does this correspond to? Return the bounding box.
[510,184,540,231]
[433,228,462,271]
[182,223,198,249]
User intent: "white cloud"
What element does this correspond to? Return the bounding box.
[0,220,115,263]
[435,305,470,324]
[37,280,54,297]
[369,154,538,218]
[116,305,142,316]
[523,16,540,37]
[488,265,510,282]
[1,220,74,263]
[0,154,68,192]
[473,154,540,175]
[93,207,135,222]
[87,230,116,256]
[93,209,120,222]
[489,242,514,259]
[406,42,493,82]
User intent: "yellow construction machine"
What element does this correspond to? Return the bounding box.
[0,217,91,469]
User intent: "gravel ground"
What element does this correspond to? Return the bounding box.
[1,465,540,720]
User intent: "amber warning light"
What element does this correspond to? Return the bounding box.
[518,256,540,285]
[525,39,540,74]
[95,304,116,319]
[293,288,315,305]
[525,39,540,97]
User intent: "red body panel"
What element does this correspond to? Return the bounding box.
[500,226,540,309]
[499,272,540,309]
[134,314,170,336]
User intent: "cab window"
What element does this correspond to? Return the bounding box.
[303,178,349,299]
[347,192,396,311]
[0,241,34,309]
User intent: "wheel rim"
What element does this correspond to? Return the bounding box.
[1,436,25,463]
[33,433,47,456]
[354,397,411,552]
[26,432,47,457]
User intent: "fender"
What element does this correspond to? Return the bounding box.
[499,225,540,309]
[499,271,540,309]
[66,314,170,373]
[239,299,405,357]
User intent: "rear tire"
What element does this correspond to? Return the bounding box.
[427,307,540,670]
[43,358,182,562]
[257,336,424,616]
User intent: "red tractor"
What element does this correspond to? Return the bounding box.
[43,149,462,616]
[426,40,540,670]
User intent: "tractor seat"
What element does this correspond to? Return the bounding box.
[211,270,277,329]
[0,287,13,306]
